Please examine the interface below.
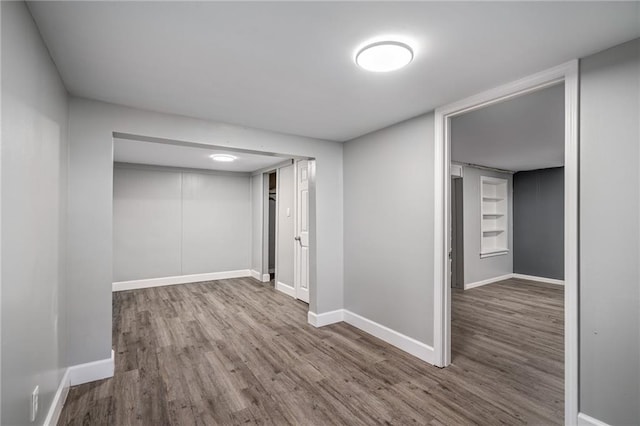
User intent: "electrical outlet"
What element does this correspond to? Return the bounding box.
[30,386,39,422]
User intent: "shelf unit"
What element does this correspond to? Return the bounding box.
[480,176,508,258]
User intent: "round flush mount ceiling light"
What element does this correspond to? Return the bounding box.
[355,41,414,72]
[210,154,237,162]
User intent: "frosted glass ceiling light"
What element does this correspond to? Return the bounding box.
[210,154,237,162]
[355,41,413,72]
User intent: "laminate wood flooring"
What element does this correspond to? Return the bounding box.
[59,277,563,425]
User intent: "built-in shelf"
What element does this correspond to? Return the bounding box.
[480,176,508,257]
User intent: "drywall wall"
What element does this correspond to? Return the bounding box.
[113,164,251,282]
[250,174,263,274]
[113,166,182,281]
[67,97,343,366]
[344,114,434,345]
[277,164,295,288]
[1,1,69,424]
[580,38,640,425]
[513,167,564,280]
[461,165,513,285]
[181,170,250,274]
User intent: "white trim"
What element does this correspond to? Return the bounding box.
[250,269,261,281]
[343,310,435,364]
[262,273,271,282]
[43,368,70,426]
[464,274,513,290]
[68,350,115,386]
[433,60,579,424]
[512,273,564,286]
[307,309,344,327]
[577,413,611,426]
[112,270,251,291]
[275,281,296,298]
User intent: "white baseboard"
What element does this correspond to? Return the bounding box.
[307,309,344,327]
[464,273,513,290]
[262,273,271,282]
[250,269,261,281]
[276,281,296,298]
[578,412,611,426]
[343,310,435,364]
[113,269,251,291]
[43,368,70,426]
[512,273,564,286]
[68,350,115,386]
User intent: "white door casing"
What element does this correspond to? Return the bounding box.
[295,160,310,303]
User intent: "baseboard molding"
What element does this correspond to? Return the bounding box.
[113,270,251,291]
[262,273,271,283]
[250,269,261,281]
[343,310,435,364]
[43,368,70,426]
[307,309,344,327]
[275,281,296,298]
[68,350,115,386]
[464,273,513,290]
[578,412,611,426]
[512,273,564,286]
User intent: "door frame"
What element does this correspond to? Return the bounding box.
[432,60,579,424]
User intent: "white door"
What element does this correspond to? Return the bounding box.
[294,160,310,303]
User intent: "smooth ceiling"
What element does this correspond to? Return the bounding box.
[451,84,564,172]
[28,1,640,141]
[113,138,289,173]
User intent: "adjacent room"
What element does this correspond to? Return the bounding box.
[449,83,566,423]
[2,1,639,425]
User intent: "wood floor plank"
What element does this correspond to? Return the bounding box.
[59,277,563,425]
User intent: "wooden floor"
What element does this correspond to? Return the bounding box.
[59,277,563,425]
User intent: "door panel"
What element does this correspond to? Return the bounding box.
[295,160,310,303]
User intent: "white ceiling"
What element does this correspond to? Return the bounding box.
[451,84,564,172]
[28,2,639,142]
[113,138,289,173]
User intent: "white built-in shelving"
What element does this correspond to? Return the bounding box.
[480,176,509,258]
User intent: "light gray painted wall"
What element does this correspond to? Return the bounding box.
[344,114,434,345]
[250,174,263,274]
[580,38,640,425]
[461,165,513,285]
[113,164,251,282]
[1,2,69,424]
[67,97,343,365]
[113,167,182,281]
[276,164,295,288]
[181,171,251,275]
[513,167,564,280]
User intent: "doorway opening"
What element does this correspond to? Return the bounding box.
[267,171,277,282]
[433,61,579,423]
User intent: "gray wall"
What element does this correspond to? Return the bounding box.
[344,114,434,345]
[113,164,251,282]
[513,167,564,280]
[67,97,343,366]
[580,38,640,425]
[277,164,295,288]
[1,1,69,424]
[250,174,263,274]
[460,165,513,285]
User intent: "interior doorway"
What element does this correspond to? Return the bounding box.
[433,61,579,422]
[267,171,277,282]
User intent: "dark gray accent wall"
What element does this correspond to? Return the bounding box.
[513,167,564,280]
